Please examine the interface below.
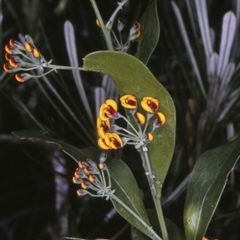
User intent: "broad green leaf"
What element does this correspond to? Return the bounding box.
[184,136,240,240]
[12,130,152,238]
[135,0,160,64]
[131,209,185,240]
[165,219,185,240]
[84,51,176,195]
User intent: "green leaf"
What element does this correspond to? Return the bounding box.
[84,51,176,194]
[165,219,185,240]
[184,136,240,240]
[135,0,160,64]
[109,160,152,238]
[12,130,152,238]
[131,209,185,240]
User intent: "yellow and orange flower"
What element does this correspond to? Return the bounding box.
[120,94,137,109]
[105,133,123,149]
[99,99,118,121]
[141,97,159,113]
[98,133,123,150]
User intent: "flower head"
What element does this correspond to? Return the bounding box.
[3,35,54,82]
[73,157,114,199]
[96,95,165,151]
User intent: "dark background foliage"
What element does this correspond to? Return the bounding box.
[0,0,240,239]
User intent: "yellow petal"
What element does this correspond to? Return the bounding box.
[146,133,154,141]
[98,137,110,150]
[24,41,33,53]
[99,103,109,121]
[98,126,108,138]
[106,99,118,112]
[135,112,145,125]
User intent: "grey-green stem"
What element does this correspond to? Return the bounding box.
[139,147,169,240]
[89,0,114,51]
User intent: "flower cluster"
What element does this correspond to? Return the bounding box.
[96,18,141,52]
[114,19,141,52]
[97,94,166,150]
[72,157,114,199]
[3,35,54,82]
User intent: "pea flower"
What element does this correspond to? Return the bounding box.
[141,97,159,113]
[99,99,118,121]
[120,94,138,109]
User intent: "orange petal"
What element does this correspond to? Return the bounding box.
[9,58,18,68]
[3,63,12,73]
[96,18,101,27]
[81,181,89,189]
[5,45,13,54]
[88,174,96,183]
[15,73,32,82]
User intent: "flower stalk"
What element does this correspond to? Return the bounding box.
[89,0,114,51]
[139,148,169,240]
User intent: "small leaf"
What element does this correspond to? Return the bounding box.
[84,51,176,195]
[217,11,236,78]
[171,1,207,98]
[64,20,94,126]
[184,136,240,240]
[12,130,152,238]
[135,0,160,64]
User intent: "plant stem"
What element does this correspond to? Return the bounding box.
[111,194,162,240]
[105,0,129,30]
[47,64,86,71]
[89,0,114,51]
[152,195,169,240]
[139,148,169,240]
